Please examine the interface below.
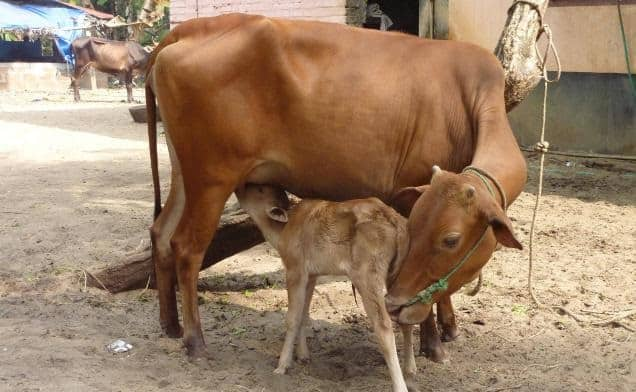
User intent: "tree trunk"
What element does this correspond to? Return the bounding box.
[495,0,549,112]
[101,1,550,293]
[87,202,264,293]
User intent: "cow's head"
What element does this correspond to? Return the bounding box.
[385,166,522,324]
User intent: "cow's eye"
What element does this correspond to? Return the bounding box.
[442,233,461,249]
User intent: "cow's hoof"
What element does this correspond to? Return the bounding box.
[440,326,459,342]
[161,322,183,338]
[420,345,449,364]
[184,339,210,360]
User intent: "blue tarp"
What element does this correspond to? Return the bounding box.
[0,1,86,63]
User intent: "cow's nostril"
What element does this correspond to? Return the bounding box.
[384,295,402,314]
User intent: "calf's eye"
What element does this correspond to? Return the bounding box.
[442,233,461,248]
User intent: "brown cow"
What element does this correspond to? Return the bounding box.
[70,37,149,102]
[146,14,526,360]
[237,184,415,391]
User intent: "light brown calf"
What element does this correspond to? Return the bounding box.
[237,184,415,392]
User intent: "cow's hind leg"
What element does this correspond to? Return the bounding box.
[419,309,447,363]
[437,295,459,342]
[171,183,236,358]
[150,157,185,338]
[125,71,133,103]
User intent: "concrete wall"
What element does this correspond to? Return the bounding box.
[170,0,352,26]
[450,0,636,74]
[0,62,109,92]
[509,72,636,155]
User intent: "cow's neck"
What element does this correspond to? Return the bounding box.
[468,126,527,206]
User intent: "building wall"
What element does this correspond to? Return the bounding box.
[0,63,108,91]
[171,0,351,27]
[450,0,636,74]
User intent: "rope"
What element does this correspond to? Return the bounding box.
[463,166,508,210]
[617,0,636,98]
[528,23,561,308]
[520,147,636,161]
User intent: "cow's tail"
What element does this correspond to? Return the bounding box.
[146,80,162,220]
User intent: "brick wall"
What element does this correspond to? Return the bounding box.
[171,0,368,27]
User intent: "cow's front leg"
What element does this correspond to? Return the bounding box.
[275,268,308,374]
[419,310,447,363]
[437,295,459,342]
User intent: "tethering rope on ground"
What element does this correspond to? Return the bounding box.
[526,20,635,332]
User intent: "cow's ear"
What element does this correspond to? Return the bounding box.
[267,207,288,223]
[480,202,522,250]
[390,185,429,218]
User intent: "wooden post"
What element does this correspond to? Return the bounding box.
[419,0,434,38]
[89,68,97,90]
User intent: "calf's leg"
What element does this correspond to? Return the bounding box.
[296,275,316,362]
[275,268,308,374]
[353,278,407,392]
[419,310,447,363]
[437,295,459,342]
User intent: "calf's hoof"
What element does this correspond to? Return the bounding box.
[273,366,288,375]
[406,379,421,392]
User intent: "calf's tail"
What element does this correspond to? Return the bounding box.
[146,81,162,220]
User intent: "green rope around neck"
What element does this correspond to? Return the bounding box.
[403,166,501,307]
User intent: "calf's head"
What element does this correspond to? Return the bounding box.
[386,166,522,325]
[236,184,290,249]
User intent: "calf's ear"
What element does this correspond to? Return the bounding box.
[390,185,429,217]
[480,202,522,250]
[267,207,288,223]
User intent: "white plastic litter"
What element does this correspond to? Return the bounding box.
[107,339,133,354]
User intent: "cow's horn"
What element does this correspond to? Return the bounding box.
[431,165,442,181]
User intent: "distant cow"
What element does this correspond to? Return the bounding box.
[237,184,415,391]
[70,37,149,102]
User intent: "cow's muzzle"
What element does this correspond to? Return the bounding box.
[385,294,432,325]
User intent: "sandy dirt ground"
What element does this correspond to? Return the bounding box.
[0,88,634,392]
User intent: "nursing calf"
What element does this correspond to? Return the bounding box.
[237,184,415,392]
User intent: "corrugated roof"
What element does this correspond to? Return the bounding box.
[54,0,113,19]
